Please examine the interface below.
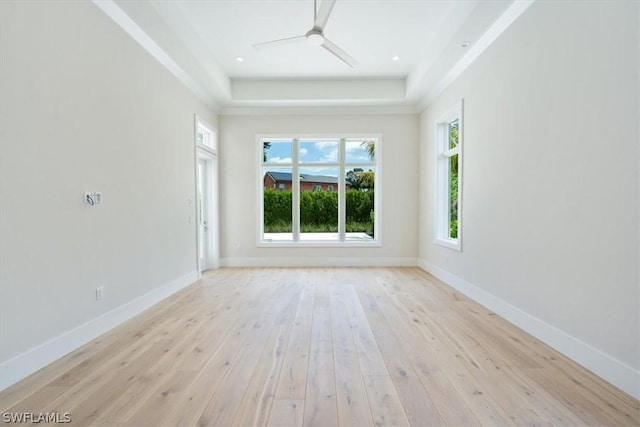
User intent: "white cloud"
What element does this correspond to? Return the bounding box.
[270,157,292,164]
[313,141,338,162]
[345,141,374,163]
[313,141,337,149]
[299,147,308,158]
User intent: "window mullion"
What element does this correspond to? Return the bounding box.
[292,138,300,242]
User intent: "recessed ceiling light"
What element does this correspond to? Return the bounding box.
[461,41,471,48]
[392,56,400,61]
[236,57,244,62]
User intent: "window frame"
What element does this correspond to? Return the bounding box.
[257,134,381,247]
[195,115,217,154]
[435,100,463,251]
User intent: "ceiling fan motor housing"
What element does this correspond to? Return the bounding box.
[306,28,324,46]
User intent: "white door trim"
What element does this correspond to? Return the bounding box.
[194,116,219,276]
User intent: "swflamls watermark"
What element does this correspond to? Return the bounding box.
[2,412,71,424]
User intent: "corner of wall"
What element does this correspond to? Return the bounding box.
[416,262,640,400]
[0,271,198,391]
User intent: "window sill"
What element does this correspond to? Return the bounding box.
[258,241,381,248]
[435,237,461,251]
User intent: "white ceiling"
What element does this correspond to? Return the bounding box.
[106,0,520,112]
[151,0,473,78]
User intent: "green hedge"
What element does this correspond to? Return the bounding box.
[345,190,374,223]
[263,189,374,230]
[263,188,292,230]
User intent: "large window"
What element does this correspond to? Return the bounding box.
[435,101,463,250]
[259,136,380,245]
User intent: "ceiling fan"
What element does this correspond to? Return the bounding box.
[252,0,359,68]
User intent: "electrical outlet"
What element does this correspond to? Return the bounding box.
[96,287,104,300]
[94,192,102,204]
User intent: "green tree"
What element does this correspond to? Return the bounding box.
[358,170,375,189]
[361,140,375,160]
[449,122,459,238]
[346,168,364,189]
[263,141,271,162]
[346,168,374,190]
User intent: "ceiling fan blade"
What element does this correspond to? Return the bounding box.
[314,0,336,31]
[322,38,359,68]
[252,35,306,49]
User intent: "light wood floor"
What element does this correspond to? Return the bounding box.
[1,267,638,426]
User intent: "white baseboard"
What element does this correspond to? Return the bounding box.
[0,270,199,391]
[417,259,640,400]
[222,257,418,268]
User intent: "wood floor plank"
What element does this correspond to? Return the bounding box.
[1,269,249,416]
[465,298,640,424]
[232,284,313,426]
[0,340,108,413]
[92,317,212,424]
[268,399,304,427]
[339,275,444,426]
[125,369,200,427]
[374,268,554,426]
[0,267,637,427]
[274,271,316,401]
[329,283,374,426]
[196,269,300,425]
[63,338,178,426]
[375,270,542,425]
[385,268,556,425]
[363,375,410,427]
[14,319,173,419]
[303,271,338,427]
[161,269,294,427]
[342,281,389,377]
[354,271,476,426]
[205,282,301,426]
[434,309,588,426]
[390,374,446,427]
[0,311,173,414]
[46,272,243,421]
[523,365,632,426]
[403,268,640,425]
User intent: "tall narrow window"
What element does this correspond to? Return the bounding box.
[436,101,463,250]
[259,136,379,245]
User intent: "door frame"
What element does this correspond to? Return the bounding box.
[194,115,219,276]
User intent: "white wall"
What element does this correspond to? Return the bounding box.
[419,1,639,397]
[219,113,419,266]
[0,1,216,389]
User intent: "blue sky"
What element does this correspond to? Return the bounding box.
[264,140,374,176]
